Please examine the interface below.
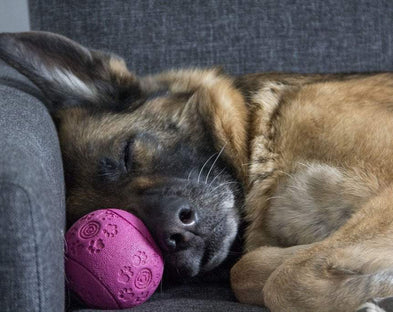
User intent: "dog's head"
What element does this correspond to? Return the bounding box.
[0,32,248,277]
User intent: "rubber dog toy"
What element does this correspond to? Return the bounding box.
[65,209,163,309]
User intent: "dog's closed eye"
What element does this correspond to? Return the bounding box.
[96,138,135,183]
[123,139,134,173]
[97,157,124,183]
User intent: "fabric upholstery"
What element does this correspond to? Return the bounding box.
[0,61,66,312]
[72,283,266,312]
[29,0,393,75]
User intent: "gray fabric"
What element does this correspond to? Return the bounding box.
[29,0,393,75]
[72,283,267,312]
[0,61,66,312]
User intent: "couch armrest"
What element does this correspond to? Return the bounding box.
[0,64,65,311]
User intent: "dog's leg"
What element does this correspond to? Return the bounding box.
[262,185,393,312]
[232,162,383,307]
[231,244,313,305]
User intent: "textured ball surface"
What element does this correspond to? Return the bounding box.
[65,209,164,309]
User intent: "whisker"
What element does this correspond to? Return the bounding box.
[187,168,196,181]
[197,152,218,183]
[205,143,227,184]
[208,168,226,188]
[210,181,239,193]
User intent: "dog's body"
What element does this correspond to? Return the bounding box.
[1,32,393,311]
[231,72,393,311]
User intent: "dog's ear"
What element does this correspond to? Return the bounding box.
[0,31,142,112]
[141,68,249,182]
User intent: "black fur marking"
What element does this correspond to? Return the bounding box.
[0,32,142,112]
[123,139,134,173]
[97,157,124,183]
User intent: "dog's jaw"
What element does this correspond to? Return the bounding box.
[200,193,238,273]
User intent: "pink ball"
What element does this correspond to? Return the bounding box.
[65,209,164,309]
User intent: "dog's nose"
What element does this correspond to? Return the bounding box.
[155,197,198,251]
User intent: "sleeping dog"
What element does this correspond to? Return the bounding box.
[1,31,393,312]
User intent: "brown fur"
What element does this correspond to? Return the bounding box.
[139,68,393,310]
[58,68,393,310]
[230,72,393,311]
[2,32,393,311]
[140,68,249,182]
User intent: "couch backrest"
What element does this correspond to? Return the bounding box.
[29,0,393,75]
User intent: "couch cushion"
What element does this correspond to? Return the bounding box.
[71,283,268,312]
[0,61,65,312]
[29,0,393,75]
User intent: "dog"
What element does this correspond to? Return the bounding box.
[1,31,393,312]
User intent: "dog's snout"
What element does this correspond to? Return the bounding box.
[153,197,198,252]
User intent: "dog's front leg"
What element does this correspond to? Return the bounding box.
[230,244,313,306]
[261,185,393,312]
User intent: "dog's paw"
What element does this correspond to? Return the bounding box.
[230,254,266,306]
[356,297,393,312]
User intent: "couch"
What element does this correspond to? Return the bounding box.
[1,0,393,311]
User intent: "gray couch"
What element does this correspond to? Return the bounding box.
[1,1,393,311]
